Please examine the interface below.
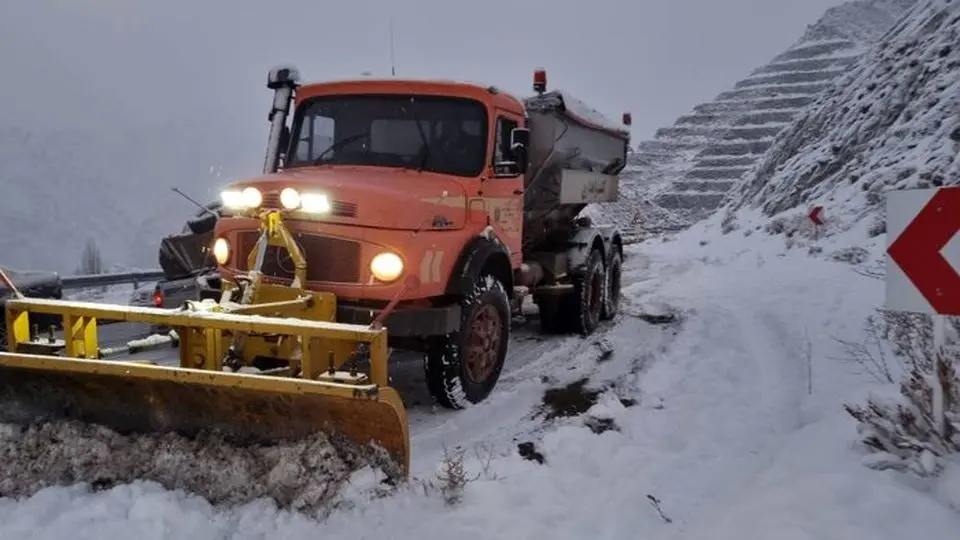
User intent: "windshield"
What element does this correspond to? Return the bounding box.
[286,94,489,177]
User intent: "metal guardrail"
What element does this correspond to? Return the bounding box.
[60,270,165,290]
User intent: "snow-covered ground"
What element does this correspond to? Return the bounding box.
[3,210,958,539]
[65,283,149,306]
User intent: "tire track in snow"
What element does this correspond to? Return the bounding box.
[626,254,810,535]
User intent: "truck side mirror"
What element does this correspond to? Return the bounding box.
[509,127,530,174]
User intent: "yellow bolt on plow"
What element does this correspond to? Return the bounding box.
[0,211,410,510]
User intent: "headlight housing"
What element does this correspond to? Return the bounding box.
[370,252,403,282]
[274,188,331,213]
[300,192,331,213]
[280,187,300,209]
[212,237,230,265]
[220,187,262,210]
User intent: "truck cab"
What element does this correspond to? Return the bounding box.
[211,66,630,409]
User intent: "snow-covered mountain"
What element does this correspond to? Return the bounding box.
[0,124,258,274]
[592,0,919,235]
[727,0,960,236]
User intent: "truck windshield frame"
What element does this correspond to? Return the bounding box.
[285,93,489,178]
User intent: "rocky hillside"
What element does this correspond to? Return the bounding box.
[727,0,960,237]
[590,0,919,235]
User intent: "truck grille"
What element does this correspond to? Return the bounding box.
[260,191,358,218]
[234,231,361,283]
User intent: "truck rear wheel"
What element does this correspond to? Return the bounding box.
[534,247,605,336]
[423,274,510,409]
[601,250,622,321]
[572,248,605,336]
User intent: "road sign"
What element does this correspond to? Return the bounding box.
[808,205,824,226]
[885,187,960,315]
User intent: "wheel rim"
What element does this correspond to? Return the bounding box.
[608,261,621,313]
[589,269,603,321]
[465,304,502,383]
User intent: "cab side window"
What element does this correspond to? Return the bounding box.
[295,114,335,162]
[492,116,519,175]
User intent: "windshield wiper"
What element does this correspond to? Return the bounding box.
[311,132,369,166]
[407,108,430,171]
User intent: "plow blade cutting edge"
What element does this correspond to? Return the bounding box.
[0,296,409,508]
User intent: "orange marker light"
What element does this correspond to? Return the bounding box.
[533,68,547,93]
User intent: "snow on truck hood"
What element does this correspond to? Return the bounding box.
[227,167,469,231]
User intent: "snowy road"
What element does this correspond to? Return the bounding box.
[3,224,960,539]
[66,266,671,470]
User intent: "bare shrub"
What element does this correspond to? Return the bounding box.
[843,311,959,477]
[867,215,886,237]
[435,445,469,505]
[720,210,738,235]
[831,309,932,384]
[414,442,497,506]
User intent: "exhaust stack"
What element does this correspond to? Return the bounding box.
[263,65,301,174]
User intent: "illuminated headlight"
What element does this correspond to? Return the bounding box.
[220,187,263,210]
[220,190,244,209]
[241,187,262,208]
[301,193,331,213]
[212,237,230,265]
[370,252,403,282]
[280,187,301,209]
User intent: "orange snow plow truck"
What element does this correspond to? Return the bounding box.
[0,66,630,492]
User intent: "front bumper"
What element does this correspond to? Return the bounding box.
[337,303,461,337]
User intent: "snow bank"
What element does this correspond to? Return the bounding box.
[0,420,395,516]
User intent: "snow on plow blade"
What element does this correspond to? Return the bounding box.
[0,297,409,510]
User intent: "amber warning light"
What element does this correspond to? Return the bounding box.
[533,68,547,93]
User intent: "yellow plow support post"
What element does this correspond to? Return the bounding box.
[0,296,410,476]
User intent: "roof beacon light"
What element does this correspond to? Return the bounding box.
[622,112,632,126]
[533,68,547,94]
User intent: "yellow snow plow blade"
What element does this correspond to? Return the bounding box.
[0,295,410,502]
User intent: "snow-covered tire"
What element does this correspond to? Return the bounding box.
[423,274,511,409]
[571,248,605,336]
[601,250,622,321]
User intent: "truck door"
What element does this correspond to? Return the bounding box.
[483,112,525,265]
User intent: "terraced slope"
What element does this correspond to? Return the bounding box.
[654,39,863,219]
[588,0,918,236]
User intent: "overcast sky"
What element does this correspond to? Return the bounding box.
[1,0,845,152]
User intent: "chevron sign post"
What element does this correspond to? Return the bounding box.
[885,186,960,439]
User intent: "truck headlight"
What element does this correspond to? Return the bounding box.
[280,187,300,209]
[370,252,403,282]
[220,190,244,209]
[301,193,331,213]
[241,187,262,208]
[220,187,263,210]
[212,237,230,265]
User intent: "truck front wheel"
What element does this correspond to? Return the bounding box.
[423,274,511,409]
